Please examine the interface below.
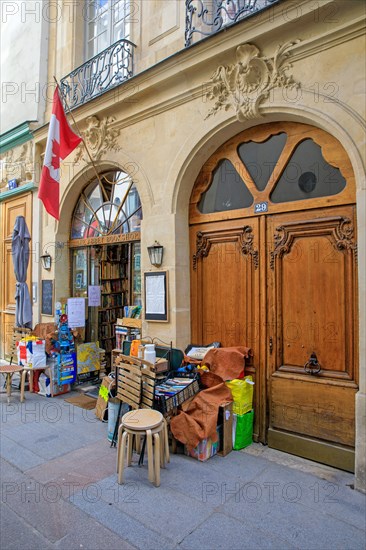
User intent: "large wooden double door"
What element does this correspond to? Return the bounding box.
[189,123,358,471]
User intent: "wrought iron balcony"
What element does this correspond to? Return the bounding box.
[60,39,136,110]
[185,0,280,47]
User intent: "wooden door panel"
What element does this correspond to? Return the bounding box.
[269,211,357,380]
[279,234,346,372]
[268,206,358,447]
[190,221,259,349]
[3,242,17,312]
[0,192,32,358]
[190,219,262,440]
[271,377,356,446]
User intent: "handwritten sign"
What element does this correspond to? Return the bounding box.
[41,280,53,316]
[67,297,86,328]
[88,285,101,307]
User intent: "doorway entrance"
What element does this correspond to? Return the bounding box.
[69,170,142,371]
[189,123,358,471]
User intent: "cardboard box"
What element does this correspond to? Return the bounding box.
[217,401,233,457]
[117,317,142,329]
[154,358,169,373]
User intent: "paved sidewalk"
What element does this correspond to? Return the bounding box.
[0,390,365,550]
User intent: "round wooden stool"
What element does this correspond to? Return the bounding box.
[117,409,169,487]
[0,364,24,403]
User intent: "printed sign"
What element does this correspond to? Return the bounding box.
[88,285,101,307]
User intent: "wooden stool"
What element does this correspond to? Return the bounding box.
[0,364,25,403]
[117,409,169,487]
[20,367,46,399]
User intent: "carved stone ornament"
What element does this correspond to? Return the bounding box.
[74,115,121,162]
[270,217,357,270]
[205,42,300,121]
[0,142,34,191]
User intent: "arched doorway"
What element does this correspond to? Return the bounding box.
[69,170,142,370]
[189,122,358,471]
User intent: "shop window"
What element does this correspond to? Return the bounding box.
[70,170,142,240]
[85,0,132,59]
[198,159,253,213]
[72,248,88,297]
[237,133,287,191]
[270,139,346,203]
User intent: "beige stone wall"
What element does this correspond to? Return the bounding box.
[36,0,366,341]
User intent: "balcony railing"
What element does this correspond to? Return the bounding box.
[60,39,136,110]
[185,0,280,47]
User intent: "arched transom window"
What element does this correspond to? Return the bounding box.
[190,122,355,223]
[70,170,142,239]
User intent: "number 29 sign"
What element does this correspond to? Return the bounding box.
[254,202,268,214]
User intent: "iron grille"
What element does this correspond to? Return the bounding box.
[60,39,136,110]
[185,0,280,47]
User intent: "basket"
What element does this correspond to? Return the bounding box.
[154,375,200,415]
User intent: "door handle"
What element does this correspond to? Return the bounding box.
[269,336,273,355]
[304,352,321,375]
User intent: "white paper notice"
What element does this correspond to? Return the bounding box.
[67,298,86,328]
[88,285,101,307]
[145,275,165,315]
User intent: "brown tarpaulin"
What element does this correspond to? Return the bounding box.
[204,346,253,380]
[170,347,252,450]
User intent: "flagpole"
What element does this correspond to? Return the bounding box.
[53,76,110,204]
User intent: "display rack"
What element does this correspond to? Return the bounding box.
[57,318,77,386]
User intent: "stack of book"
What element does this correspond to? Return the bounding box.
[154,377,200,414]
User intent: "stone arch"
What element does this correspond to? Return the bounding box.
[169,101,365,355]
[54,155,150,301]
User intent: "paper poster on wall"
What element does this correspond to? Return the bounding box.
[67,297,86,328]
[88,285,101,307]
[144,271,168,321]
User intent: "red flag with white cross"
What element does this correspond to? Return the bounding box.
[38,88,82,220]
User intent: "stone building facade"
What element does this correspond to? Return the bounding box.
[1,1,365,491]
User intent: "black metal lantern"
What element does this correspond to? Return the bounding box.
[40,253,52,270]
[147,242,164,268]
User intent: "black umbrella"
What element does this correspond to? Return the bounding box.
[12,216,32,328]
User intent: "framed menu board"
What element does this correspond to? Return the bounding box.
[41,280,54,316]
[144,271,168,322]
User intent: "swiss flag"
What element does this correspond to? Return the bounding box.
[38,88,82,220]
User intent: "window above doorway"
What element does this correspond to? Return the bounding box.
[70,170,142,240]
[190,122,355,223]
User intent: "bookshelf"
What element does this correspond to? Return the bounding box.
[98,244,129,358]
